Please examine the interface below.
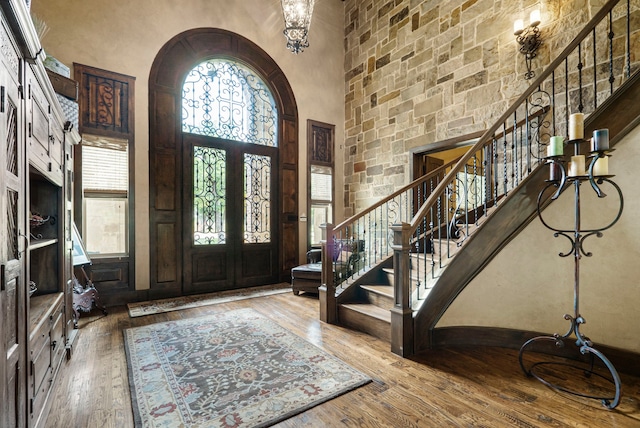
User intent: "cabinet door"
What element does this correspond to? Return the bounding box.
[26,67,54,181]
[0,14,27,428]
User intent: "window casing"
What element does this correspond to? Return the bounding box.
[307,120,335,247]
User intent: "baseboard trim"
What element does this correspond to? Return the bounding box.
[429,326,640,377]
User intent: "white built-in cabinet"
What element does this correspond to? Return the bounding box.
[0,1,79,427]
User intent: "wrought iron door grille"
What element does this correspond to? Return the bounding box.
[182,59,278,147]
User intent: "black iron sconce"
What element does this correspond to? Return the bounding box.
[514,10,542,80]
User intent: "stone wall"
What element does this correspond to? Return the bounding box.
[342,0,612,216]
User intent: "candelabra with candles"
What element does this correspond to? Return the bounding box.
[518,113,624,409]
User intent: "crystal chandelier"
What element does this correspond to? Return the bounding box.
[281,0,315,54]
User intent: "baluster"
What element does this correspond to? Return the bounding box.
[503,123,508,197]
[493,137,498,206]
[437,192,443,268]
[626,0,631,78]
[591,28,596,111]
[373,209,378,263]
[608,11,615,94]
[525,96,531,174]
[578,42,584,113]
[551,70,557,135]
[565,57,569,131]
[483,144,490,218]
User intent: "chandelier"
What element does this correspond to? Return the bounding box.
[281,0,315,54]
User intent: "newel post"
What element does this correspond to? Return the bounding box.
[390,222,414,356]
[319,223,337,323]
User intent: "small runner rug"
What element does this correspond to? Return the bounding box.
[123,308,371,428]
[127,283,291,317]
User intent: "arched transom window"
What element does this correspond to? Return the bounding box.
[181,58,278,146]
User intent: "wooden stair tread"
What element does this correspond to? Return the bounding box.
[340,303,391,323]
[360,284,394,298]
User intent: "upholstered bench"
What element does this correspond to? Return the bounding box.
[291,262,322,295]
[290,240,366,295]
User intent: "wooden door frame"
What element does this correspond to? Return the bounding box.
[148,28,299,299]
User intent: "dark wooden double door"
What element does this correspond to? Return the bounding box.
[182,134,278,294]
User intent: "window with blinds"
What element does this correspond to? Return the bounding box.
[307,121,335,247]
[81,134,129,255]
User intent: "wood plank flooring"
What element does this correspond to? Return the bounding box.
[44,292,640,427]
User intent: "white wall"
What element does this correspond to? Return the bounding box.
[439,124,640,353]
[31,0,346,289]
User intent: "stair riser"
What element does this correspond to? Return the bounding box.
[383,270,394,286]
[385,267,435,286]
[363,290,394,309]
[338,306,391,342]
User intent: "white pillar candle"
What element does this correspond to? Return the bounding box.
[592,156,609,176]
[569,113,584,140]
[547,136,564,156]
[591,129,609,151]
[568,155,585,176]
[514,19,524,35]
[530,9,541,26]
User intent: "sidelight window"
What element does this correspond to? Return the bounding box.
[81,134,129,255]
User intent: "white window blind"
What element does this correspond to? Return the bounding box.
[310,165,332,202]
[82,135,128,192]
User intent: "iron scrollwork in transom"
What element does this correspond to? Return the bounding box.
[182,59,278,147]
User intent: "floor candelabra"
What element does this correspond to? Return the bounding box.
[518,123,623,410]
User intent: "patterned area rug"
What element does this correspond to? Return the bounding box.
[127,283,292,317]
[123,308,371,427]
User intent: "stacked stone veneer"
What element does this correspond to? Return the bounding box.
[342,0,638,217]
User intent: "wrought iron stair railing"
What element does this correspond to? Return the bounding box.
[387,0,639,356]
[322,159,460,274]
[318,157,462,322]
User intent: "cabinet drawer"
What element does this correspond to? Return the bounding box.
[31,334,51,396]
[30,317,50,368]
[31,372,50,425]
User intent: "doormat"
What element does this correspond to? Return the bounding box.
[127,283,291,318]
[123,308,371,427]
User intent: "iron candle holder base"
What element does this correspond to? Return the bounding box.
[518,321,622,409]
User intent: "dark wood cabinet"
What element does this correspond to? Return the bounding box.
[0,6,27,428]
[0,1,79,427]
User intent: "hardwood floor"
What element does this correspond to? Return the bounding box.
[45,291,640,427]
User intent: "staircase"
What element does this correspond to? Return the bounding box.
[319,0,640,357]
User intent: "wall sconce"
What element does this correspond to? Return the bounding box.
[281,0,315,54]
[514,9,542,80]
